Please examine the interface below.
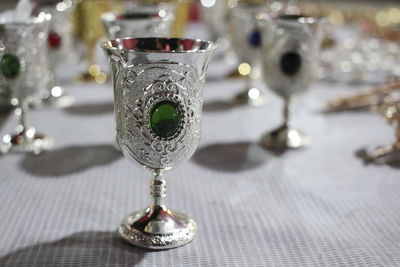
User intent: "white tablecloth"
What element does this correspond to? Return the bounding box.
[0,23,399,266]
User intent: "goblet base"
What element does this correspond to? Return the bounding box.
[32,88,75,109]
[118,206,196,250]
[233,88,266,106]
[261,125,312,151]
[1,128,53,154]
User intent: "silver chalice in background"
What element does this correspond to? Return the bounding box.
[0,13,53,154]
[33,0,75,108]
[261,15,322,150]
[227,3,270,106]
[101,4,174,39]
[101,38,216,249]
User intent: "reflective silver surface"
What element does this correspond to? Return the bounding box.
[228,4,269,106]
[263,15,321,98]
[261,15,322,151]
[32,0,75,108]
[101,4,174,40]
[102,37,216,249]
[201,0,229,50]
[0,13,53,154]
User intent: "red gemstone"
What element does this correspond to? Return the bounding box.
[48,32,62,49]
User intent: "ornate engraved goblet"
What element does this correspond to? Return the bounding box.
[101,5,174,39]
[101,38,216,249]
[33,0,75,108]
[228,4,269,106]
[261,15,322,150]
[0,13,53,154]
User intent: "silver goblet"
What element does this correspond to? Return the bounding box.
[261,15,322,150]
[101,38,216,249]
[33,0,75,108]
[0,13,53,154]
[228,4,269,106]
[101,5,174,40]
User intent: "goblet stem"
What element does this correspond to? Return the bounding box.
[118,169,196,249]
[17,102,29,131]
[261,95,311,150]
[283,96,291,127]
[150,170,166,208]
[48,70,57,89]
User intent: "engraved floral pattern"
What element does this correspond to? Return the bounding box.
[115,63,203,170]
[118,210,196,249]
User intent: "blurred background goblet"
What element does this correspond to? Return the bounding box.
[101,37,216,249]
[73,0,110,83]
[261,15,322,151]
[228,3,269,106]
[101,3,175,39]
[201,0,231,55]
[33,0,76,108]
[0,13,53,154]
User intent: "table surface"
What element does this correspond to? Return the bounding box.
[0,23,399,267]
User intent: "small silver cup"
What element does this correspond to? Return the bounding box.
[261,15,322,150]
[0,13,53,154]
[32,0,75,108]
[101,38,216,249]
[228,4,269,106]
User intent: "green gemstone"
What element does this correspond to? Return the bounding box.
[0,54,21,79]
[149,99,182,138]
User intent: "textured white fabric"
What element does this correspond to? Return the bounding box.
[0,24,399,266]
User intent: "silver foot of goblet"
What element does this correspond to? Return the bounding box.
[118,174,196,250]
[119,207,196,250]
[261,125,312,151]
[32,86,75,109]
[233,88,266,106]
[1,128,53,154]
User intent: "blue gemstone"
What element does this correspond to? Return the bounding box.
[248,29,261,47]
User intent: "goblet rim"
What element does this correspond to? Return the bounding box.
[101,11,163,22]
[0,12,51,27]
[276,14,320,25]
[101,37,217,54]
[234,1,268,8]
